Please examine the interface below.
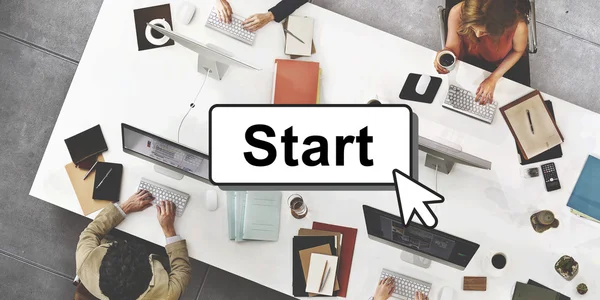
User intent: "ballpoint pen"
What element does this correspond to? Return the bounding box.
[96,168,113,189]
[526,109,535,134]
[319,262,330,292]
[284,29,305,44]
[83,160,99,180]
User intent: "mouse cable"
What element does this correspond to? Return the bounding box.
[178,69,211,143]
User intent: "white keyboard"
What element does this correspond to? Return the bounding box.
[205,7,256,45]
[442,84,498,124]
[137,178,190,217]
[380,268,432,300]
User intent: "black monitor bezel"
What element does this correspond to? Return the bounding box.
[121,123,211,185]
[363,205,479,270]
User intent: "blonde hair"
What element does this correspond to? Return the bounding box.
[458,0,527,46]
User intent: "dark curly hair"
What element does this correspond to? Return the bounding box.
[99,239,153,300]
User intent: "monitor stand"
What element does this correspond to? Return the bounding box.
[401,251,432,269]
[154,165,184,180]
[197,43,232,81]
[425,154,454,174]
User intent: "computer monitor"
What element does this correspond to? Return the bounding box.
[147,23,260,81]
[121,123,211,184]
[418,136,491,174]
[363,205,480,270]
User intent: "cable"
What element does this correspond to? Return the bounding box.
[178,69,211,143]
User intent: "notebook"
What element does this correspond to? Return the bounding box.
[517,100,563,165]
[298,228,343,260]
[284,15,314,57]
[527,280,570,300]
[313,222,357,298]
[293,236,336,297]
[500,90,564,160]
[92,162,123,202]
[272,59,320,104]
[305,254,339,296]
[299,244,340,296]
[242,191,282,241]
[64,154,112,215]
[64,125,108,166]
[567,155,600,222]
[512,282,559,300]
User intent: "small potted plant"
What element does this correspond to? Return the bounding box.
[577,283,588,295]
[554,255,579,281]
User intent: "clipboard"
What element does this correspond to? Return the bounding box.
[499,90,564,160]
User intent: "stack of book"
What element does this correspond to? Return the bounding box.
[292,222,357,297]
[227,191,283,242]
[567,155,600,224]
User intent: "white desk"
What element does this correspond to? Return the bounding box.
[30,0,600,298]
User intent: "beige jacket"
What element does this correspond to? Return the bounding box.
[76,205,192,300]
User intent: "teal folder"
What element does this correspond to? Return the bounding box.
[227,191,282,241]
[567,155,600,222]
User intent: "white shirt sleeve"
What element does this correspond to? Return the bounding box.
[113,203,127,217]
[166,235,183,245]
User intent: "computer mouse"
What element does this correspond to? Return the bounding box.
[176,1,196,25]
[415,74,431,95]
[205,189,218,211]
[439,286,455,300]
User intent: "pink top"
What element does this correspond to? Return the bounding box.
[460,25,517,65]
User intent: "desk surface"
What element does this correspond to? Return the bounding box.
[30,0,600,298]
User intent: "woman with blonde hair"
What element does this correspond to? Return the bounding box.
[434,0,530,104]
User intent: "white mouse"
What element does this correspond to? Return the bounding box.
[415,74,431,95]
[205,190,218,211]
[439,286,455,300]
[176,1,196,25]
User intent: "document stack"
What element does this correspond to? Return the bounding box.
[227,191,283,242]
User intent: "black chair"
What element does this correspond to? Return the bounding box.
[437,0,538,87]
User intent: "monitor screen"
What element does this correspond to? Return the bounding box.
[363,205,479,270]
[121,123,210,183]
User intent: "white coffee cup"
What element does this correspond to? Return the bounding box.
[437,50,457,72]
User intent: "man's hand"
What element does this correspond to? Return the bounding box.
[374,277,394,300]
[157,200,177,237]
[119,190,154,215]
[242,12,275,32]
[415,291,429,300]
[216,0,232,23]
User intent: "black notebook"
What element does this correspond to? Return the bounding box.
[292,236,336,297]
[527,280,570,300]
[92,162,123,202]
[64,125,108,165]
[513,282,559,300]
[517,100,563,165]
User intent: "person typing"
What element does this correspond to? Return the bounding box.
[215,0,309,32]
[370,278,430,300]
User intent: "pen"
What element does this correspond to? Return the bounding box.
[526,109,534,134]
[319,261,330,292]
[284,29,305,44]
[83,160,99,180]
[96,168,113,189]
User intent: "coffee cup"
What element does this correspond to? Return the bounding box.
[483,251,508,277]
[537,210,555,226]
[437,50,456,72]
[367,99,381,105]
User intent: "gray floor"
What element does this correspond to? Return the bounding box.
[1,0,599,299]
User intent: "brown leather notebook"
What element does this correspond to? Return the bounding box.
[65,154,112,215]
[299,244,340,296]
[499,90,564,160]
[463,276,487,291]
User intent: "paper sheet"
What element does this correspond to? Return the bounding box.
[305,254,338,296]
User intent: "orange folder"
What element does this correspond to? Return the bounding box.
[272,59,320,104]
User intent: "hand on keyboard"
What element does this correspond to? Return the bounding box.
[415,291,429,300]
[374,277,395,300]
[119,190,155,214]
[157,200,177,238]
[242,12,275,32]
[215,0,232,23]
[475,75,498,105]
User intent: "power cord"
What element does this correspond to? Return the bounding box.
[177,69,211,143]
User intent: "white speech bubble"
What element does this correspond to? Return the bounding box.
[209,104,415,188]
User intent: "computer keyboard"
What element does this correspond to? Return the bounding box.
[205,7,256,45]
[380,268,432,300]
[138,178,190,217]
[442,84,498,124]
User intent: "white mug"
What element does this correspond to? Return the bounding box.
[437,50,457,72]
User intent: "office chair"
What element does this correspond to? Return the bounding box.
[437,0,537,87]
